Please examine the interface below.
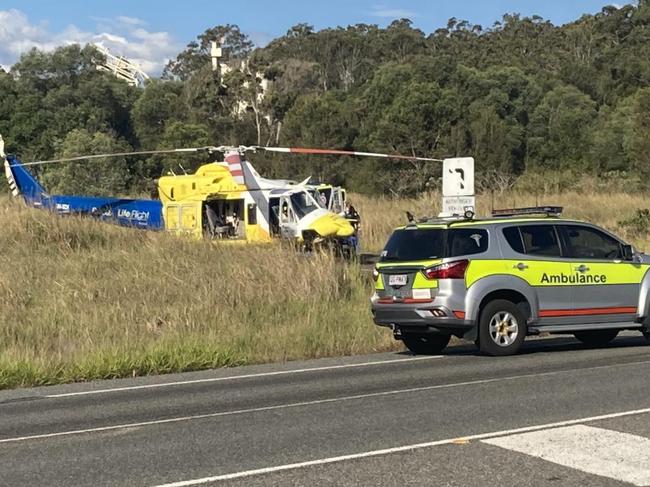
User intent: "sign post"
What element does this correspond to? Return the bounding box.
[440,157,475,216]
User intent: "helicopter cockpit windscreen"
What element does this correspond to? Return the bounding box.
[290,191,320,219]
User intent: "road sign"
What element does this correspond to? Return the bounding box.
[440,158,475,216]
[443,157,474,197]
[442,196,476,216]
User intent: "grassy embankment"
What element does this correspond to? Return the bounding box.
[1,189,649,389]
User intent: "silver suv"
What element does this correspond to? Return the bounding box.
[370,207,650,356]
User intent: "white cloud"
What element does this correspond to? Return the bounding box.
[116,16,147,27]
[0,9,180,75]
[370,5,418,19]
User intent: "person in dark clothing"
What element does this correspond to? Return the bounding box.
[345,204,361,232]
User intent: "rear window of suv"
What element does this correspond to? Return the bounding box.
[502,225,562,257]
[380,228,488,262]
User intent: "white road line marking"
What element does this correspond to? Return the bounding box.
[150,408,650,487]
[3,359,650,445]
[45,356,443,398]
[483,425,650,486]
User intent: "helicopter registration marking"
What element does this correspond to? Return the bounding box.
[389,275,407,286]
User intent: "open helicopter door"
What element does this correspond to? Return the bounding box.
[278,195,299,239]
[330,188,345,214]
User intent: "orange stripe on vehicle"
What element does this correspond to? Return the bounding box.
[453,311,466,319]
[539,306,637,318]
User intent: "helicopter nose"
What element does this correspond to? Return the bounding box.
[336,218,355,237]
[312,214,355,238]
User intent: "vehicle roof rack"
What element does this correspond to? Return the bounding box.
[491,206,563,218]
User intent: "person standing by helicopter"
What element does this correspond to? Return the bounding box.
[344,203,360,230]
[342,203,360,256]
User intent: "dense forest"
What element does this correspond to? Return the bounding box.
[1,1,649,196]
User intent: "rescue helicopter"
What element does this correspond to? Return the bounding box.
[2,134,442,255]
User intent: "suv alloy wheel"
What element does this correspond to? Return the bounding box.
[479,300,527,356]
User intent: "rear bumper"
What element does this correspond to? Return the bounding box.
[371,301,474,335]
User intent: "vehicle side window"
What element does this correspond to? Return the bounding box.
[561,225,622,260]
[448,229,488,257]
[502,227,525,254]
[519,225,562,257]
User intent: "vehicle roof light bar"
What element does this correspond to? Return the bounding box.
[491,206,563,217]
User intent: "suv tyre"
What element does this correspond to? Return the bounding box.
[402,333,450,355]
[479,300,527,356]
[574,330,619,347]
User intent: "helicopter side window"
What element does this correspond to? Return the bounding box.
[321,188,332,208]
[331,188,344,214]
[247,204,257,225]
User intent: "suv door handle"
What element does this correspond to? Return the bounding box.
[513,263,529,271]
[576,265,590,273]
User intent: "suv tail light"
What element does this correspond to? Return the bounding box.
[423,260,469,280]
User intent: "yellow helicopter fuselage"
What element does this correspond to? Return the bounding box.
[157,159,355,245]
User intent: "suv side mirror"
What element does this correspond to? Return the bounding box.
[622,244,634,261]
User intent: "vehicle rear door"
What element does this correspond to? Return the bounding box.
[376,227,446,303]
[502,224,573,321]
[558,223,643,323]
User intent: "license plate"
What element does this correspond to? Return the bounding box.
[412,289,431,300]
[389,274,408,286]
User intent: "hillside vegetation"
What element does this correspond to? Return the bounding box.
[1,190,649,389]
[1,2,649,196]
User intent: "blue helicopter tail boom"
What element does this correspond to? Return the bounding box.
[4,154,164,231]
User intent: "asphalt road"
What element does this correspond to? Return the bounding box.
[2,334,650,486]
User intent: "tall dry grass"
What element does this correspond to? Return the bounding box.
[0,198,395,389]
[1,187,649,389]
[352,191,650,251]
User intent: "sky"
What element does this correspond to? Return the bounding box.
[0,0,631,74]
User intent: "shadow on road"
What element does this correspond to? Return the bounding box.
[395,333,649,358]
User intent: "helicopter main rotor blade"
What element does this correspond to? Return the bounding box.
[259,146,443,163]
[15,144,444,167]
[16,147,215,167]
